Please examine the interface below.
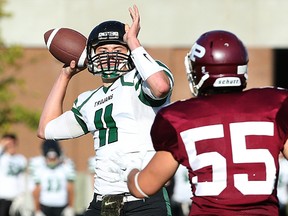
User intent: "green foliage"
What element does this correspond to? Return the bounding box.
[0,0,11,19]
[0,67,40,126]
[0,44,23,68]
[0,0,40,133]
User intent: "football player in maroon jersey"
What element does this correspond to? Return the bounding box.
[125,30,288,215]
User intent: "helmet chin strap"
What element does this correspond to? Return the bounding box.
[102,77,119,87]
[195,73,209,91]
[101,62,130,86]
[184,54,212,96]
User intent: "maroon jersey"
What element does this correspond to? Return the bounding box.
[151,87,288,215]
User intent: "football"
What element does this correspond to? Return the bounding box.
[44,28,87,69]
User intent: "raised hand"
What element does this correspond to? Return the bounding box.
[124,5,141,50]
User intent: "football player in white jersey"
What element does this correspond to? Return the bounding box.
[28,140,75,183]
[37,4,174,216]
[0,133,27,216]
[32,140,75,216]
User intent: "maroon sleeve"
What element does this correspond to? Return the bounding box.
[150,111,178,153]
[276,96,288,143]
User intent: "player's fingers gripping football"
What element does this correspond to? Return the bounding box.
[62,60,84,77]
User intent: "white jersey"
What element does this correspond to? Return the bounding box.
[32,161,76,207]
[277,156,288,205]
[28,156,46,176]
[0,147,27,200]
[171,164,193,204]
[28,155,75,177]
[72,66,173,194]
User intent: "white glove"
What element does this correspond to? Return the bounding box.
[95,148,147,182]
[35,211,46,216]
[61,206,74,216]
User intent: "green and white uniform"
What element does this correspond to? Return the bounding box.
[45,62,173,195]
[0,146,27,200]
[32,161,76,207]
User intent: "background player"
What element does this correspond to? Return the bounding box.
[123,30,288,215]
[0,133,27,216]
[32,140,75,216]
[37,5,174,216]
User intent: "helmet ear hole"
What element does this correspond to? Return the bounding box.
[185,30,249,96]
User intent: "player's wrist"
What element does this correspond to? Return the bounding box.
[121,166,139,182]
[134,171,149,198]
[59,68,74,81]
[131,46,162,80]
[127,168,139,181]
[127,38,141,51]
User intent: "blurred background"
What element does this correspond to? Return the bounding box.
[0,0,288,214]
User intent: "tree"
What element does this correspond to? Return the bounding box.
[0,0,39,133]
